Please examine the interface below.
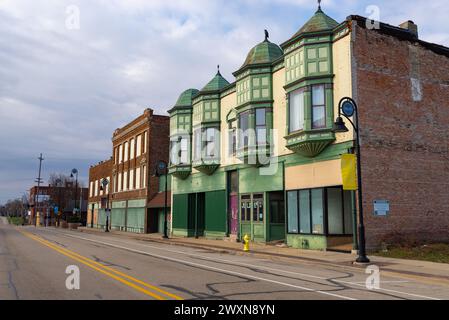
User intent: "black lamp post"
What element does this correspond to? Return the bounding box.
[333,97,370,264]
[101,178,110,233]
[155,161,169,239]
[70,169,79,216]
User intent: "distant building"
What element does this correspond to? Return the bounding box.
[29,184,88,226]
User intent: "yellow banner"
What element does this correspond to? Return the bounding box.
[341,154,358,191]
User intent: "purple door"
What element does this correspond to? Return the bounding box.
[230,194,238,235]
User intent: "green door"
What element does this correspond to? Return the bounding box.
[240,193,265,242]
[252,194,265,242]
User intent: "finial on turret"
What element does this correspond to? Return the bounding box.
[264,29,269,41]
[317,0,322,12]
[217,64,221,75]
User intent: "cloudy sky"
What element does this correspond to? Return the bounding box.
[0,0,448,204]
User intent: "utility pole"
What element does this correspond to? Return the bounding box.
[34,153,44,226]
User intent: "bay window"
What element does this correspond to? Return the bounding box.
[205,127,216,158]
[228,126,236,156]
[170,136,190,166]
[180,137,189,164]
[239,111,250,148]
[193,129,201,162]
[289,88,305,133]
[255,108,267,145]
[312,84,326,129]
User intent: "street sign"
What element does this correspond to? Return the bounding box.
[374,200,390,216]
[342,100,355,117]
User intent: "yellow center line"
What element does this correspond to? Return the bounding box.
[20,230,183,300]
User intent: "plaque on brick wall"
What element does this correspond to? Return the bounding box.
[374,200,390,216]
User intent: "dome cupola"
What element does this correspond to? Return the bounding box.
[238,30,283,72]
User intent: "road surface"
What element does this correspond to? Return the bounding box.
[1,220,448,300]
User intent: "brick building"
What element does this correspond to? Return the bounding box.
[349,16,449,249]
[87,158,113,229]
[168,3,449,251]
[88,108,170,234]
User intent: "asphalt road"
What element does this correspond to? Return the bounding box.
[1,219,449,300]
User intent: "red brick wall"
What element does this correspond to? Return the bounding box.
[88,159,113,203]
[353,23,449,249]
[148,115,170,202]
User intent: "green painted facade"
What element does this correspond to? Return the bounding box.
[169,6,355,251]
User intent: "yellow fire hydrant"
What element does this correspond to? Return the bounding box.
[243,234,250,252]
[36,213,41,227]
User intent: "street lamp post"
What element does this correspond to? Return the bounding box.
[155,161,169,239]
[333,97,370,264]
[101,178,110,233]
[70,169,79,216]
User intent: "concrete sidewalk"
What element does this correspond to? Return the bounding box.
[73,226,449,285]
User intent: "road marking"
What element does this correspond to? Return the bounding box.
[35,230,357,300]
[46,229,442,300]
[20,231,183,300]
[29,232,183,300]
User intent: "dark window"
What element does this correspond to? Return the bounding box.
[269,192,285,224]
[241,195,251,222]
[253,194,264,222]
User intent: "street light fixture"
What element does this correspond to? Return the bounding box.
[333,97,370,264]
[101,178,110,233]
[155,161,169,239]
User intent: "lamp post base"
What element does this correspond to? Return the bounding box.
[355,255,371,264]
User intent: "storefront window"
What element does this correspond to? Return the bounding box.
[287,191,298,233]
[287,187,353,236]
[327,188,343,234]
[299,190,311,234]
[344,191,354,234]
[311,189,324,234]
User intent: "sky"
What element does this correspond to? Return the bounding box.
[0,0,448,204]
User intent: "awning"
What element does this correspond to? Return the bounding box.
[148,192,171,209]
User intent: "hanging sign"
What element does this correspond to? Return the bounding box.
[341,154,358,191]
